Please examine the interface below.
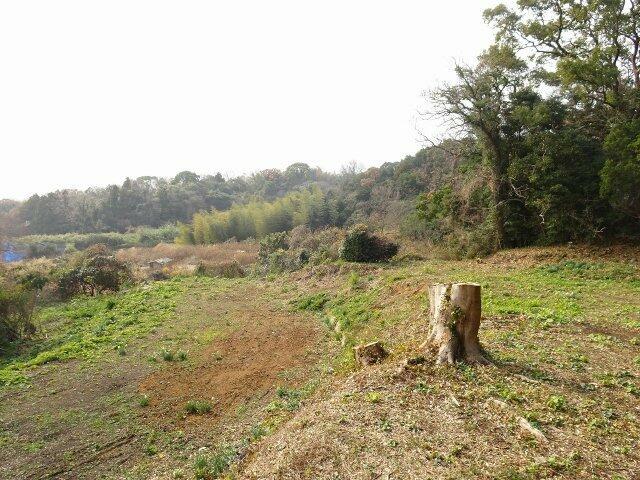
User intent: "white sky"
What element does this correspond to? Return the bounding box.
[0,1,499,200]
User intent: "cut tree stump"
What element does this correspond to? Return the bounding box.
[425,282,489,365]
[353,341,388,366]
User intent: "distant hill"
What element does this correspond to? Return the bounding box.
[0,145,459,238]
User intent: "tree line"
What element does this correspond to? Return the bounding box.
[0,164,335,236]
[1,148,459,241]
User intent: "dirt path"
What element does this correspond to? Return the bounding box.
[138,288,324,436]
[0,278,328,479]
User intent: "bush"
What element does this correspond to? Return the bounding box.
[262,249,307,273]
[258,232,289,260]
[339,224,398,263]
[18,271,49,291]
[55,245,130,298]
[0,283,36,343]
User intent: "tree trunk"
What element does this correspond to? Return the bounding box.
[480,131,508,250]
[426,283,489,365]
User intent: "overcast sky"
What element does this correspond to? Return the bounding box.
[0,1,500,200]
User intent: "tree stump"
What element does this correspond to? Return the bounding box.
[426,283,489,365]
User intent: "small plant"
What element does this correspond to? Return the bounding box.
[161,349,175,361]
[276,387,303,411]
[193,444,237,479]
[348,271,361,290]
[413,381,433,395]
[177,350,188,361]
[365,391,381,403]
[185,400,212,415]
[547,395,567,411]
[172,468,185,479]
[378,418,392,432]
[139,395,150,407]
[250,423,268,441]
[144,443,158,456]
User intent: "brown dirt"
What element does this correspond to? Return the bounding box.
[138,302,323,436]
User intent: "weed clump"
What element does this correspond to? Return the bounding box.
[193,444,238,479]
[294,292,329,311]
[185,400,212,415]
[161,348,175,361]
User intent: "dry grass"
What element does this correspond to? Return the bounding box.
[238,247,640,479]
[115,242,258,279]
[116,242,257,266]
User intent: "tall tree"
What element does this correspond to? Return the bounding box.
[429,45,528,247]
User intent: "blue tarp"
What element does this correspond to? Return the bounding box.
[1,243,25,262]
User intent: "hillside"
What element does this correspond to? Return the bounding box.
[1,245,638,479]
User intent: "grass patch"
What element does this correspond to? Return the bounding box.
[294,292,329,311]
[266,381,318,413]
[0,276,223,386]
[185,400,212,415]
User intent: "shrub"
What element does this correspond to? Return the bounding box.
[262,249,307,273]
[339,224,398,263]
[55,245,130,298]
[193,444,238,479]
[0,283,36,343]
[18,271,48,291]
[289,226,344,263]
[258,232,289,260]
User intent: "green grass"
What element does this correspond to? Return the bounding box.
[294,292,329,311]
[266,381,318,413]
[0,276,222,386]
